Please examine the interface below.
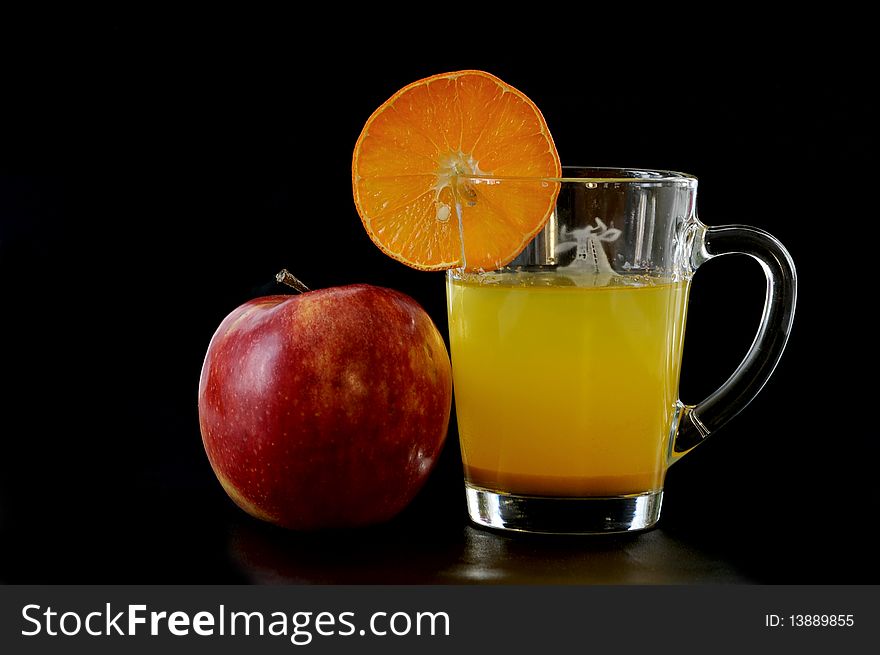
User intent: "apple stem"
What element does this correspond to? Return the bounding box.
[276,269,310,294]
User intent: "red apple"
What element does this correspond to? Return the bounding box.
[198,283,452,530]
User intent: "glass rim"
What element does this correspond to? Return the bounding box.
[463,166,697,185]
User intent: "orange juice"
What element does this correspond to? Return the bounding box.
[446,273,690,496]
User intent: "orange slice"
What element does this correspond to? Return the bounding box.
[352,70,561,271]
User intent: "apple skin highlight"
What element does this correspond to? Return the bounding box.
[198,284,452,530]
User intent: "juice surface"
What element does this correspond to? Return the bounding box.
[447,273,690,496]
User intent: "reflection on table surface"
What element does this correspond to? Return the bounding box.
[228,518,751,585]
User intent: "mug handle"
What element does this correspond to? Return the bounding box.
[670,223,798,461]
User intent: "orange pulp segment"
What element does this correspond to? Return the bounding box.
[352,70,561,271]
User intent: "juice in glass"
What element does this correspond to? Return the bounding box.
[447,273,690,497]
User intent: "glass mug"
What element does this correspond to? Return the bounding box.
[446,168,796,534]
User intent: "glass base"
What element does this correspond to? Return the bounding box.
[465,483,663,535]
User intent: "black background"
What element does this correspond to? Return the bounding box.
[0,20,875,584]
